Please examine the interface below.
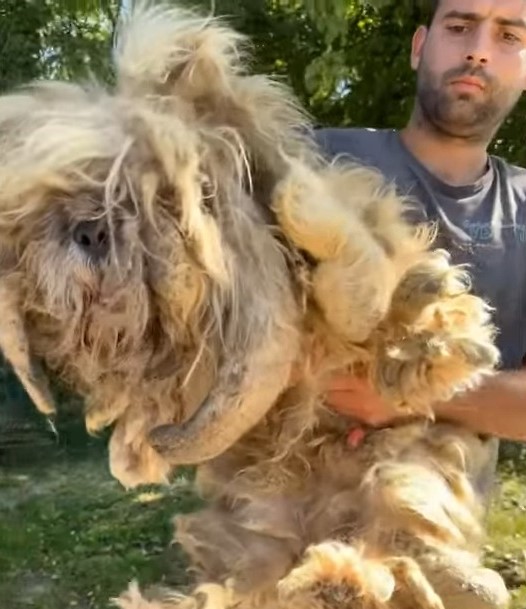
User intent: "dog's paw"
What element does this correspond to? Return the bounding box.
[277,541,395,607]
[415,544,510,609]
[112,581,235,609]
[389,250,470,325]
[373,330,498,416]
[111,581,186,609]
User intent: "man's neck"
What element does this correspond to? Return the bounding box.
[399,118,491,187]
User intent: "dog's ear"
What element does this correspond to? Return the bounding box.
[113,1,246,105]
[0,272,56,418]
[113,2,314,182]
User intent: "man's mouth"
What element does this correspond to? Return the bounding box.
[450,76,485,91]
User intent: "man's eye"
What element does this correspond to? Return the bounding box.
[447,24,468,34]
[502,31,521,44]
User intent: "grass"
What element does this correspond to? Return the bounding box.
[485,457,526,608]
[0,431,202,609]
[1,431,526,609]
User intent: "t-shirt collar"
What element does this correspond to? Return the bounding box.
[392,130,495,199]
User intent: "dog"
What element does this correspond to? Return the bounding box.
[0,2,510,608]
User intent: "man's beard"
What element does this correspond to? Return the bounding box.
[416,61,521,141]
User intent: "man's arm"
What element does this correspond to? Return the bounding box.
[325,369,526,441]
[432,369,526,440]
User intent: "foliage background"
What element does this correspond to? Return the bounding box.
[2,0,526,163]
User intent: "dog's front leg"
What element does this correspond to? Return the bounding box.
[272,160,396,344]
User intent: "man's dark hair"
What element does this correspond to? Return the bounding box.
[410,0,440,26]
[427,0,440,25]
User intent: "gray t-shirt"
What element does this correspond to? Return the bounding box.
[315,127,526,499]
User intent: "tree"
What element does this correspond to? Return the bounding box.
[0,0,53,91]
[0,0,117,92]
[4,0,526,165]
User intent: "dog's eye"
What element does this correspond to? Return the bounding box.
[72,219,110,261]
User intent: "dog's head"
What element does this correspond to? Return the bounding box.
[0,2,313,485]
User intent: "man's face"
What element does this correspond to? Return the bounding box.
[411,0,526,140]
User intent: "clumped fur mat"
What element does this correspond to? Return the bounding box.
[0,1,511,608]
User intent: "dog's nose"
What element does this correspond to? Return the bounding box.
[73,219,110,260]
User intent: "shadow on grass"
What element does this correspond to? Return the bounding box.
[0,412,201,609]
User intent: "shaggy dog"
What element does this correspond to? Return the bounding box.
[0,3,510,609]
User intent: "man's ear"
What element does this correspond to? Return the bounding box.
[410,25,428,71]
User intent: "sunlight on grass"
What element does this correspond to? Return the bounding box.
[134,491,165,504]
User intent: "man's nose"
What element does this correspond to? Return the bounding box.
[465,27,492,64]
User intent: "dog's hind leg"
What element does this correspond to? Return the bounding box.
[416,550,510,609]
[358,451,509,609]
[114,500,297,609]
[384,532,510,609]
[173,505,300,596]
[274,540,507,609]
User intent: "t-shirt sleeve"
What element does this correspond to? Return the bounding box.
[313,128,337,159]
[313,127,387,167]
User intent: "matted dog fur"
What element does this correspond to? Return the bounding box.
[0,2,510,608]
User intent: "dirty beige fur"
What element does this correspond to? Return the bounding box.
[0,2,508,609]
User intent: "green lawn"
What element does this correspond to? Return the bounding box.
[0,459,195,608]
[1,437,525,609]
[485,463,526,608]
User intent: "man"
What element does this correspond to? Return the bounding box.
[316,0,526,497]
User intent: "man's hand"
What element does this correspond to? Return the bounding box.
[324,366,526,442]
[324,373,398,426]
